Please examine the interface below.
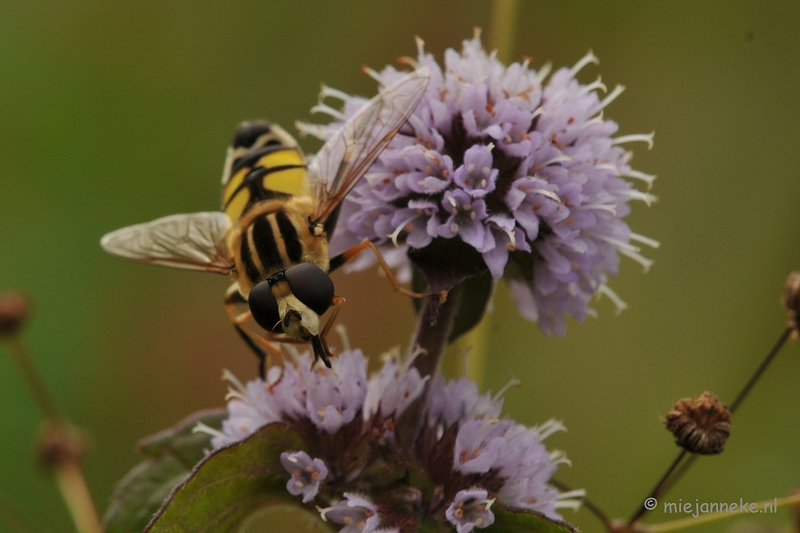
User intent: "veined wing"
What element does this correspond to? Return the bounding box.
[306,67,430,224]
[100,212,233,274]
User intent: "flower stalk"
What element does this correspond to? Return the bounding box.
[628,323,796,527]
[0,292,102,533]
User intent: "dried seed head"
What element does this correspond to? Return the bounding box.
[782,271,800,336]
[0,291,30,336]
[663,391,731,455]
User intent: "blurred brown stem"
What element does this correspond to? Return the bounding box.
[2,333,102,533]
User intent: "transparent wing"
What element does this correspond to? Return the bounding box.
[307,67,430,223]
[100,212,233,274]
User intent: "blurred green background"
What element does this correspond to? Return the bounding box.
[1,1,799,532]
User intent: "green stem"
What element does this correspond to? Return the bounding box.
[489,0,520,64]
[410,283,463,379]
[401,284,464,448]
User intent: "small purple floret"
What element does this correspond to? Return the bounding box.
[320,493,381,533]
[445,489,496,533]
[280,451,328,503]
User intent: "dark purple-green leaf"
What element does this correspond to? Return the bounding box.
[104,409,227,533]
[144,422,316,533]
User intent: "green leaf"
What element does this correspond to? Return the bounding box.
[144,422,313,533]
[447,270,493,343]
[485,505,577,533]
[104,409,228,533]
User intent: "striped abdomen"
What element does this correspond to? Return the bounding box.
[230,198,330,298]
[221,121,308,222]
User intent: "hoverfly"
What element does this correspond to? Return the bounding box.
[101,68,440,376]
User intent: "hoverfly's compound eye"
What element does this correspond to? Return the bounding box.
[248,281,281,331]
[284,263,334,316]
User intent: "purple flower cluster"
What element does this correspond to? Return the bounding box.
[301,33,658,336]
[204,348,581,532]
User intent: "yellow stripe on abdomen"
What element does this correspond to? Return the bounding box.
[257,151,308,197]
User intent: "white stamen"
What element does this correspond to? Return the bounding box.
[599,235,641,253]
[618,247,654,272]
[531,106,545,120]
[596,284,628,315]
[335,324,351,352]
[309,103,346,121]
[192,422,228,440]
[625,170,657,190]
[578,76,607,97]
[467,163,475,172]
[295,121,329,139]
[539,154,574,167]
[388,214,417,246]
[595,84,625,112]
[568,50,599,79]
[629,232,660,249]
[594,162,620,174]
[549,451,572,467]
[415,35,426,57]
[612,131,655,150]
[222,369,246,394]
[555,489,587,510]
[447,195,458,207]
[625,189,658,206]
[535,61,553,84]
[536,419,567,440]
[582,203,617,215]
[579,113,605,131]
[318,85,352,103]
[532,188,562,203]
[450,223,459,233]
[362,66,384,84]
[492,375,522,403]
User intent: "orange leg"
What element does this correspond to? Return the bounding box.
[330,240,448,302]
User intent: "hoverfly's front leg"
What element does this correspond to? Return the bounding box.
[306,295,346,370]
[329,240,448,302]
[224,283,283,379]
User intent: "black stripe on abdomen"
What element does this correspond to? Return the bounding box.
[275,210,303,263]
[239,231,262,285]
[252,216,284,272]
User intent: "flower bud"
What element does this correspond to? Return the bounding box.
[0,291,30,336]
[782,270,800,336]
[663,391,730,455]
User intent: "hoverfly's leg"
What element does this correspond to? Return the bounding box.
[320,295,346,339]
[329,239,448,302]
[306,295,346,370]
[224,284,282,379]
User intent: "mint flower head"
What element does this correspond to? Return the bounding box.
[201,347,581,530]
[299,32,658,336]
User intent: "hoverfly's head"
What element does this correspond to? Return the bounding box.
[248,263,334,343]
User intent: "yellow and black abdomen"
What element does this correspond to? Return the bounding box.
[221,121,308,222]
[233,201,328,297]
